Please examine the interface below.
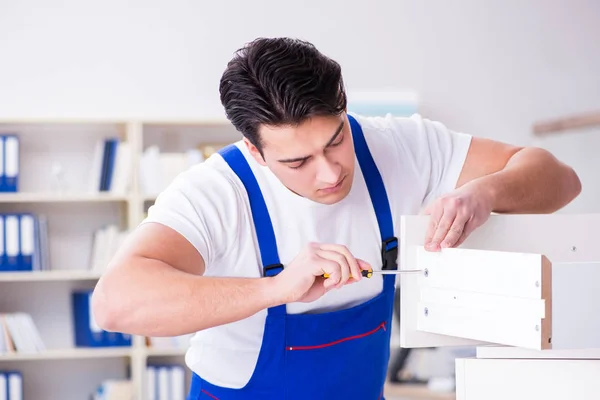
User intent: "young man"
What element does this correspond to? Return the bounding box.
[91,37,581,399]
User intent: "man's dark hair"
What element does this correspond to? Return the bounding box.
[219,37,347,154]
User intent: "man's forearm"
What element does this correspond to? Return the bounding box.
[476,147,581,214]
[92,258,281,337]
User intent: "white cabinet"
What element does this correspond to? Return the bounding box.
[398,214,600,399]
[455,358,600,400]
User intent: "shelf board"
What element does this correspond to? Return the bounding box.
[0,347,132,361]
[0,118,130,124]
[0,192,129,204]
[141,118,231,126]
[142,194,158,202]
[384,383,456,400]
[145,347,187,357]
[0,270,103,282]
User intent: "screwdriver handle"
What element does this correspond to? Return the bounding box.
[322,268,373,279]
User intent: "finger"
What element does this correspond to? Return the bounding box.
[440,212,470,248]
[318,259,342,289]
[429,206,458,251]
[319,244,362,282]
[424,203,444,249]
[317,249,351,288]
[357,259,372,271]
[454,217,480,248]
[425,205,450,252]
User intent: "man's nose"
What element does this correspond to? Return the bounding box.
[315,157,341,184]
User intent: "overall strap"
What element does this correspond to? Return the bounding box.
[218,144,286,316]
[348,114,398,289]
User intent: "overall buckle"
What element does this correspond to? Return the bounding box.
[264,263,284,277]
[381,237,398,271]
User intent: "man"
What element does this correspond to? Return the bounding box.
[91,37,581,399]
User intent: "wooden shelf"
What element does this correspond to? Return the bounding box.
[142,194,158,202]
[0,347,132,361]
[0,192,129,203]
[144,347,187,357]
[384,383,455,400]
[0,270,103,282]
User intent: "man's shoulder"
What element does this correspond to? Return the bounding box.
[350,112,429,162]
[351,112,426,140]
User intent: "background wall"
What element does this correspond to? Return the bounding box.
[1,0,598,211]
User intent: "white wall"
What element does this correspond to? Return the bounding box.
[1,0,599,211]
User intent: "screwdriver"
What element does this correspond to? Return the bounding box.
[322,268,423,279]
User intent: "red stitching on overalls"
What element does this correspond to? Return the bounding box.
[201,389,219,399]
[286,321,386,350]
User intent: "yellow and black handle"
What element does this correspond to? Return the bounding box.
[322,268,373,279]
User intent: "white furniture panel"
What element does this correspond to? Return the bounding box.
[455,358,600,400]
[414,247,552,350]
[476,345,600,359]
[399,213,600,349]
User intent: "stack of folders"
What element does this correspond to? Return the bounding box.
[0,371,23,400]
[0,213,49,273]
[72,290,131,347]
[0,134,19,193]
[92,379,132,400]
[88,137,132,195]
[139,145,205,196]
[89,224,129,273]
[146,364,186,400]
[0,313,45,355]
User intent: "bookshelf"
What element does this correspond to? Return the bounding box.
[0,118,242,399]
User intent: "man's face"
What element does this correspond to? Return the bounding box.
[245,113,355,205]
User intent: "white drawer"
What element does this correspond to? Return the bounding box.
[398,214,600,351]
[455,358,600,400]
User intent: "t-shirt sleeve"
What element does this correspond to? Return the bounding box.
[388,114,472,208]
[140,163,242,274]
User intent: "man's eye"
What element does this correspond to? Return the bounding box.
[289,162,305,170]
[330,136,344,147]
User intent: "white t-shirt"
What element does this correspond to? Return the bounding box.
[141,113,472,388]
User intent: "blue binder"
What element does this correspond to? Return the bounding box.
[2,135,19,193]
[3,214,19,272]
[0,370,23,400]
[0,215,5,272]
[18,214,34,272]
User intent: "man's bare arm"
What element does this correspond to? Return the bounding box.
[456,137,582,214]
[423,137,581,250]
[91,222,280,337]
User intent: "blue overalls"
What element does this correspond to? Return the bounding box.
[187,114,398,400]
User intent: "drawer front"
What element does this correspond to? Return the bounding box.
[456,358,600,400]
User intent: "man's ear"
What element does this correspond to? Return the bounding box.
[243,137,267,166]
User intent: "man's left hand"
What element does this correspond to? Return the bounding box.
[421,180,495,251]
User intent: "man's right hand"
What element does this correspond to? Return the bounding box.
[271,242,372,304]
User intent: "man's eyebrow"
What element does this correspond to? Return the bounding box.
[324,121,345,148]
[278,155,311,163]
[277,121,345,163]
